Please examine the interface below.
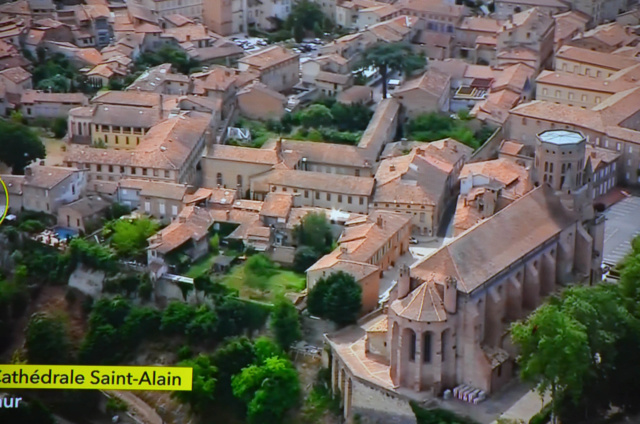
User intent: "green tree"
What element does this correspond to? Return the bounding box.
[52,117,68,138]
[212,336,257,403]
[173,354,217,414]
[79,323,121,364]
[406,113,481,149]
[300,104,333,128]
[293,245,321,273]
[270,297,302,351]
[294,212,334,255]
[161,301,196,335]
[330,102,373,131]
[232,356,300,424]
[307,271,361,326]
[187,305,218,342]
[89,297,132,328]
[121,306,161,348]
[106,218,159,258]
[210,233,220,254]
[360,42,426,99]
[244,254,276,292]
[511,302,593,418]
[0,119,46,174]
[284,0,327,42]
[25,313,71,364]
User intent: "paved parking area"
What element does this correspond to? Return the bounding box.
[603,195,640,266]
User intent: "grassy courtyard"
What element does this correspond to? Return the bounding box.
[222,264,305,302]
[183,252,306,303]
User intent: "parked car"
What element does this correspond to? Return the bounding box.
[410,237,419,244]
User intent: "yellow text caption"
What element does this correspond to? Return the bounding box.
[0,365,192,391]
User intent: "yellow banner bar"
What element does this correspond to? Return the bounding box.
[0,365,192,391]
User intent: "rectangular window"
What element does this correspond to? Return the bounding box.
[348,196,352,204]
[315,192,319,199]
[144,202,151,212]
[359,197,364,205]
[338,195,342,203]
[304,190,309,198]
[159,203,165,215]
[326,193,331,201]
[172,205,178,216]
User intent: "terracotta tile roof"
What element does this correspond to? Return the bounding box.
[316,70,351,85]
[536,70,638,94]
[163,23,212,43]
[556,46,640,71]
[0,174,24,194]
[25,29,45,45]
[266,139,371,168]
[392,69,450,98]
[65,111,210,171]
[260,192,293,219]
[0,66,30,83]
[358,97,400,160]
[92,90,166,108]
[390,282,447,322]
[415,30,453,46]
[498,0,567,6]
[396,0,464,18]
[492,63,534,93]
[148,206,214,254]
[500,140,525,156]
[24,165,79,190]
[75,48,102,66]
[374,147,455,205]
[461,158,531,195]
[459,16,503,33]
[366,315,388,333]
[411,186,578,293]
[21,90,88,105]
[586,145,621,171]
[206,144,281,165]
[59,196,110,217]
[257,170,375,196]
[207,187,237,205]
[118,178,189,200]
[337,85,373,104]
[571,22,636,48]
[163,14,193,27]
[239,46,299,71]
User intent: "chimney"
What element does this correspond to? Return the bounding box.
[156,233,162,241]
[159,93,164,118]
[340,244,348,253]
[389,164,396,172]
[591,151,596,158]
[452,144,458,152]
[376,215,383,227]
[179,216,187,223]
[25,166,33,177]
[275,137,282,154]
[186,34,191,41]
[444,276,457,314]
[396,264,411,300]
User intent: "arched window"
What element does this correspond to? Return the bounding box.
[423,332,432,363]
[409,331,417,361]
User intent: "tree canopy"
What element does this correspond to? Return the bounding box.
[284,0,331,42]
[232,356,300,424]
[103,217,159,258]
[0,119,46,174]
[174,354,218,415]
[512,238,640,420]
[406,113,492,149]
[270,297,302,351]
[25,313,72,364]
[360,42,426,99]
[135,45,200,75]
[307,271,362,326]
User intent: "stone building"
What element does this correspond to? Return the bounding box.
[325,130,605,423]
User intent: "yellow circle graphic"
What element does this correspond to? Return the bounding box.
[0,176,9,226]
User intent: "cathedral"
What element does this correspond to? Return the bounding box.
[325,130,605,423]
